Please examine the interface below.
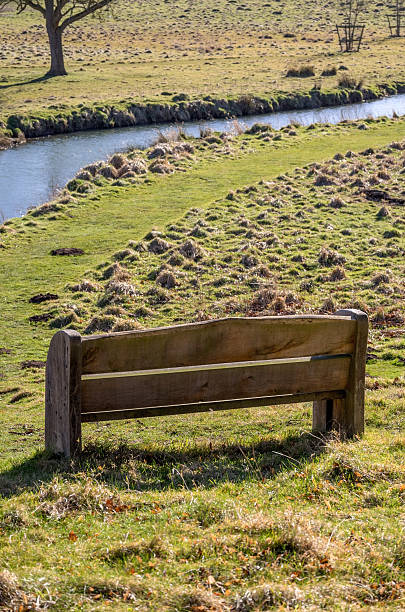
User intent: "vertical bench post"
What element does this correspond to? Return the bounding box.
[45,329,82,458]
[313,309,368,438]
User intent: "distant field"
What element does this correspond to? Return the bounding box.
[0,118,404,610]
[1,0,405,120]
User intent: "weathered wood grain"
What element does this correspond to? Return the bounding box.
[81,354,350,414]
[81,316,356,375]
[45,329,82,457]
[81,354,351,381]
[82,390,346,423]
[312,398,345,433]
[44,311,367,457]
[335,309,368,436]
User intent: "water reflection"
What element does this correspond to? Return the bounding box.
[0,93,404,220]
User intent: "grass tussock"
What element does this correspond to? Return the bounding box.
[286,64,315,78]
[36,476,128,519]
[0,570,49,610]
[338,75,364,90]
[1,124,405,610]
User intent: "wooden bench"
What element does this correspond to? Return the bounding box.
[45,309,368,458]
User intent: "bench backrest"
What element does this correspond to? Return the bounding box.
[45,310,368,457]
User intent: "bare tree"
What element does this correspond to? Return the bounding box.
[387,0,405,36]
[336,0,366,51]
[0,0,116,76]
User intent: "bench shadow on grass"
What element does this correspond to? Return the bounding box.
[0,430,331,499]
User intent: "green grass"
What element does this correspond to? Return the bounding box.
[0,118,404,610]
[1,0,404,130]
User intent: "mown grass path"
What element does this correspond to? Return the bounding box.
[0,122,404,612]
[1,121,405,369]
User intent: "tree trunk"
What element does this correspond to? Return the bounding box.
[46,24,67,76]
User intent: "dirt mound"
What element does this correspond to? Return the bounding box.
[29,293,59,304]
[20,360,46,369]
[50,247,84,256]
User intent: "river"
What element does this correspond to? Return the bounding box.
[1,93,405,221]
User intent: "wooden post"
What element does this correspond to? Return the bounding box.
[313,397,345,433]
[45,329,82,458]
[313,309,368,438]
[336,309,368,437]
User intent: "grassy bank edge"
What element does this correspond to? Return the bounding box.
[1,80,405,150]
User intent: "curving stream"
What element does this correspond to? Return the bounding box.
[1,93,405,221]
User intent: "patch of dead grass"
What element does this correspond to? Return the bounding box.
[36,476,129,519]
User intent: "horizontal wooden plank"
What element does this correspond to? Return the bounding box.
[81,390,346,423]
[81,315,356,375]
[81,354,350,381]
[81,355,350,414]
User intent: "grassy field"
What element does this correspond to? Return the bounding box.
[1,0,405,125]
[0,117,404,610]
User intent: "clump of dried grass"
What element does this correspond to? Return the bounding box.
[109,153,126,169]
[118,158,148,176]
[248,287,277,311]
[82,161,103,176]
[49,310,80,329]
[0,570,40,610]
[286,64,315,78]
[147,286,171,305]
[172,588,228,612]
[324,447,397,485]
[98,164,117,179]
[377,206,390,218]
[319,297,336,313]
[371,272,390,286]
[76,169,93,181]
[113,248,136,261]
[179,239,205,260]
[247,286,302,316]
[149,159,174,174]
[329,266,346,281]
[241,253,257,268]
[36,476,127,519]
[253,264,272,278]
[102,262,131,281]
[156,269,177,289]
[68,279,101,293]
[112,318,142,332]
[314,173,336,186]
[318,247,346,267]
[84,314,117,334]
[105,280,137,296]
[31,201,63,217]
[102,535,169,564]
[329,196,345,209]
[148,237,171,254]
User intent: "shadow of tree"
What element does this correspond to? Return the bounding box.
[0,74,54,90]
[0,431,331,499]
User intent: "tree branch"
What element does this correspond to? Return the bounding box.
[0,0,46,14]
[60,0,112,29]
[25,0,46,15]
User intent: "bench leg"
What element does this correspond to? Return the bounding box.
[313,396,363,438]
[313,308,368,438]
[45,329,82,458]
[335,309,368,437]
[313,398,345,435]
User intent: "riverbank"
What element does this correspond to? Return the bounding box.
[1,81,405,151]
[2,114,404,224]
[2,0,405,129]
